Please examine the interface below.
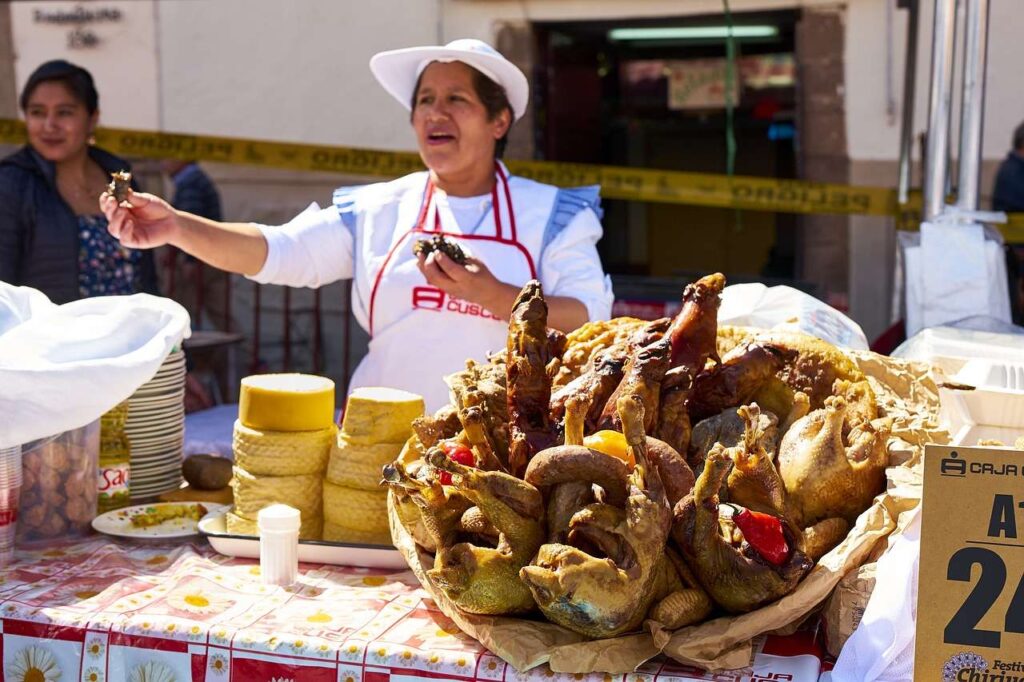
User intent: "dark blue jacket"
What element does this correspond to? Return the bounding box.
[0,145,158,304]
[992,152,1024,214]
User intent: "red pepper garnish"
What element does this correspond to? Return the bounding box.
[727,504,790,566]
[437,442,476,485]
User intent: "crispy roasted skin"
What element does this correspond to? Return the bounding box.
[666,273,725,371]
[596,337,672,433]
[506,281,555,477]
[411,404,462,450]
[687,342,797,423]
[550,348,628,428]
[723,404,788,518]
[551,316,667,430]
[554,317,666,387]
[446,359,509,464]
[520,395,673,638]
[672,451,812,614]
[654,273,725,454]
[425,447,545,615]
[382,461,470,552]
[777,396,891,526]
[689,403,779,470]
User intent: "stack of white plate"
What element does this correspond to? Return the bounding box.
[125,349,186,500]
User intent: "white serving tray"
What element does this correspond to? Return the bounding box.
[198,509,409,570]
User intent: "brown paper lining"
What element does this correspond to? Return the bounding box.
[387,351,947,673]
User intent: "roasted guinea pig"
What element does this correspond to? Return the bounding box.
[672,450,812,614]
[777,395,891,527]
[506,281,556,477]
[721,404,789,519]
[519,395,673,638]
[423,446,545,615]
[686,341,797,423]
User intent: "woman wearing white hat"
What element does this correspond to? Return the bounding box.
[101,39,613,411]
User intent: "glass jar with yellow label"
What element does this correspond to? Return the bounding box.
[98,401,131,513]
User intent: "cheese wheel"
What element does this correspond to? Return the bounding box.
[226,510,322,541]
[322,521,393,546]
[239,373,335,432]
[326,435,404,489]
[231,467,322,521]
[322,481,389,533]
[340,387,424,445]
[233,420,333,476]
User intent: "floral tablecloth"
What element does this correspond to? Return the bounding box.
[0,536,828,681]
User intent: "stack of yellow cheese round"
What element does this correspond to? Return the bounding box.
[324,387,424,545]
[229,373,335,540]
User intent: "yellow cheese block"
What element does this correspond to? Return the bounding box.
[239,373,336,432]
[326,434,404,490]
[233,420,333,476]
[226,510,322,541]
[322,521,393,546]
[340,387,424,445]
[322,480,389,534]
[231,467,322,521]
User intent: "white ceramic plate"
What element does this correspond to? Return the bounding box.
[92,502,228,539]
[198,509,408,570]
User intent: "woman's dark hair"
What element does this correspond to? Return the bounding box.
[19,60,99,114]
[411,62,514,159]
[1013,121,1024,153]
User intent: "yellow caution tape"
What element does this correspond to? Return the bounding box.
[2,118,1021,241]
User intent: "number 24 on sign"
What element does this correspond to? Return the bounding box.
[944,494,1024,648]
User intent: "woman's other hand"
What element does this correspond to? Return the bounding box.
[99,191,180,249]
[416,250,515,316]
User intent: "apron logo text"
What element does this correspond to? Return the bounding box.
[411,286,500,321]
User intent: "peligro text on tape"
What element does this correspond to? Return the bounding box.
[1,118,1021,236]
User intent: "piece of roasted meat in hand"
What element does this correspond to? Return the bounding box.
[412,233,469,264]
[108,170,132,203]
[673,449,812,614]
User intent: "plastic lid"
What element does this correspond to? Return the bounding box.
[257,504,301,532]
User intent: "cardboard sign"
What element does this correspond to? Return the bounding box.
[667,58,741,110]
[916,444,1024,681]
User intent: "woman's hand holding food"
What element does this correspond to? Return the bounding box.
[416,249,518,318]
[100,191,181,249]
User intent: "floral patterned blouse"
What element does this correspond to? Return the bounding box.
[77,214,143,298]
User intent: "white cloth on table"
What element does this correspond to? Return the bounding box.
[0,284,190,448]
[183,403,238,458]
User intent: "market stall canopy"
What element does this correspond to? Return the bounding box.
[0,283,190,449]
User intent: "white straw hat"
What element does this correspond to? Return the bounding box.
[369,39,529,120]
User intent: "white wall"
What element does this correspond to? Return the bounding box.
[155,0,438,151]
[845,0,1024,162]
[10,0,160,129]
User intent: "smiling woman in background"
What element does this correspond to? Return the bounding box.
[0,59,158,303]
[101,39,613,410]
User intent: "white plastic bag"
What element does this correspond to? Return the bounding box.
[830,507,921,682]
[718,283,869,350]
[0,283,190,448]
[900,222,1011,338]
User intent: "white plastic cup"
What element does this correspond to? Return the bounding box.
[0,485,20,566]
[0,447,22,489]
[257,504,300,587]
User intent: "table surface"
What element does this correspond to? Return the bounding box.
[0,535,827,681]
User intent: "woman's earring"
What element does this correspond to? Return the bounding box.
[88,131,96,145]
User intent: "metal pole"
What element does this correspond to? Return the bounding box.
[924,0,957,220]
[898,0,920,205]
[956,0,989,210]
